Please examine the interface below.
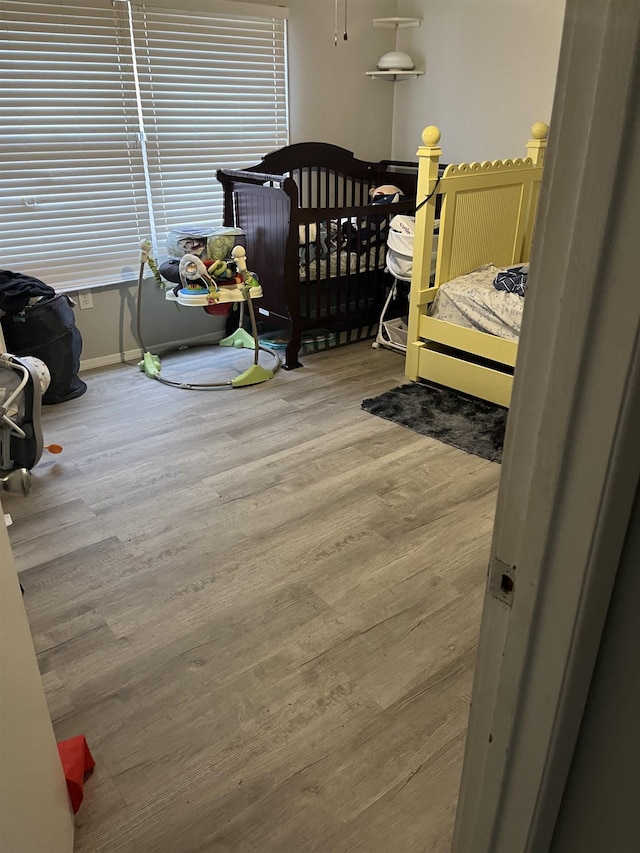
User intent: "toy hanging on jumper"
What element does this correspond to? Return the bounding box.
[177,254,220,304]
[171,249,262,307]
[178,254,216,291]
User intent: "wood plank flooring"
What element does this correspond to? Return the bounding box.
[6,341,501,853]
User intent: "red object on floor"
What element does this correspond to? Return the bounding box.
[56,735,95,814]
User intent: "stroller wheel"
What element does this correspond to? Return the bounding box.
[1,468,31,496]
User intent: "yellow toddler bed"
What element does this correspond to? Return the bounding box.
[404,122,548,407]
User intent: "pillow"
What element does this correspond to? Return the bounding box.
[493,265,529,297]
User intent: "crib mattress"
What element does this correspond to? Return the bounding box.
[430,264,524,342]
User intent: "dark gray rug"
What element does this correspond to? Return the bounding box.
[361,382,507,462]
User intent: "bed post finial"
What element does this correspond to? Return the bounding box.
[527,121,549,166]
[530,121,549,140]
[422,125,441,147]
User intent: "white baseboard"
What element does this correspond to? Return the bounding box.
[79,332,226,372]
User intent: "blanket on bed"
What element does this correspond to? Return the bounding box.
[430,264,525,341]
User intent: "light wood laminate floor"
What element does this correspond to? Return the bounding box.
[6,340,500,853]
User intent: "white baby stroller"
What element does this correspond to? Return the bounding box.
[0,352,49,472]
[372,214,416,354]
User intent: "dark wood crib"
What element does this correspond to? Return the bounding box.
[216,142,418,370]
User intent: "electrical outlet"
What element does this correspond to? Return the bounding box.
[78,291,93,310]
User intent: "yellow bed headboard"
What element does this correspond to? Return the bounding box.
[413,122,548,290]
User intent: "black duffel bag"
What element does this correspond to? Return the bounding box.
[2,293,87,404]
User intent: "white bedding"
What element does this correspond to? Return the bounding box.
[429,264,524,342]
[299,246,384,281]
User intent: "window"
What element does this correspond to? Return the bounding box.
[0,0,289,290]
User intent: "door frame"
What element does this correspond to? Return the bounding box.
[452,1,640,850]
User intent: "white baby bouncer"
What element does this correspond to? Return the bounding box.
[372,213,416,354]
[137,240,282,390]
[372,167,444,355]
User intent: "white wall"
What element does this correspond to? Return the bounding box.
[392,0,565,162]
[286,0,400,160]
[73,281,227,371]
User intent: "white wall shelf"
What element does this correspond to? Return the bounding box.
[369,17,423,79]
[372,17,422,29]
[366,70,425,81]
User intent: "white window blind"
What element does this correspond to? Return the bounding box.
[131,5,289,238]
[0,0,289,290]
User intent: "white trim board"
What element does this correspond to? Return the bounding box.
[79,332,226,372]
